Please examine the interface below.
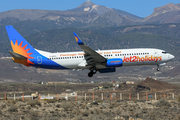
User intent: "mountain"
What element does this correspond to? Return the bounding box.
[0,1,180,29]
[0,1,141,28]
[70,1,141,21]
[143,3,180,23]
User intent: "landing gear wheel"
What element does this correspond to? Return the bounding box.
[157,68,160,71]
[92,69,97,74]
[157,65,160,71]
[88,72,93,77]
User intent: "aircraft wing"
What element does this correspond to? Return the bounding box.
[73,32,107,67]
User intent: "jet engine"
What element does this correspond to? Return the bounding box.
[106,58,123,67]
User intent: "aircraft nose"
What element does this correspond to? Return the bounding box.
[169,54,175,60]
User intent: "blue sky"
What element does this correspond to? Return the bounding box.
[0,0,179,17]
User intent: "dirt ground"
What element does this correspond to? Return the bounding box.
[0,98,179,120]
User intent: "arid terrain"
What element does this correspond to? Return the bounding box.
[0,98,180,120]
[0,78,179,120]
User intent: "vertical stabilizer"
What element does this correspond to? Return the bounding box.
[5,25,39,59]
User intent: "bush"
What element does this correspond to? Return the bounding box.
[8,105,18,112]
[156,99,171,107]
[46,99,57,103]
[72,109,80,115]
[27,100,41,107]
[82,110,89,117]
[7,100,17,104]
[61,102,73,111]
[177,96,180,103]
[74,115,83,120]
[56,104,61,108]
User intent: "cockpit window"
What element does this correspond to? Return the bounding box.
[162,51,167,54]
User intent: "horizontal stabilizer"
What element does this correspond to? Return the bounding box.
[9,51,27,60]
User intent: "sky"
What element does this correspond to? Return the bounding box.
[0,0,180,17]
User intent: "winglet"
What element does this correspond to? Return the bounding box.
[73,32,84,45]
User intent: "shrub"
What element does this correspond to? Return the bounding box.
[72,109,80,115]
[56,104,61,108]
[82,110,89,117]
[61,102,73,111]
[177,96,180,103]
[46,99,57,103]
[7,100,16,104]
[74,115,83,120]
[8,105,18,112]
[156,99,171,107]
[27,100,41,107]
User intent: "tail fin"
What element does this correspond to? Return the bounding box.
[5,25,39,59]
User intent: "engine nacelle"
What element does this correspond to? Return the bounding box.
[106,58,123,67]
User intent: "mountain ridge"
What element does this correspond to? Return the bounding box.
[143,3,180,23]
[0,1,180,26]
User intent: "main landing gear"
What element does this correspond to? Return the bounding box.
[157,65,160,71]
[88,68,97,77]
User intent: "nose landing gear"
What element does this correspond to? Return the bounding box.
[157,65,160,71]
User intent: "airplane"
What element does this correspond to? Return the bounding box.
[5,25,175,77]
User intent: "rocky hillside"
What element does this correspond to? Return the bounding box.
[0,1,180,29]
[134,78,178,92]
[143,3,180,23]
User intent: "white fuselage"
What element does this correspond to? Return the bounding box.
[37,48,174,70]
